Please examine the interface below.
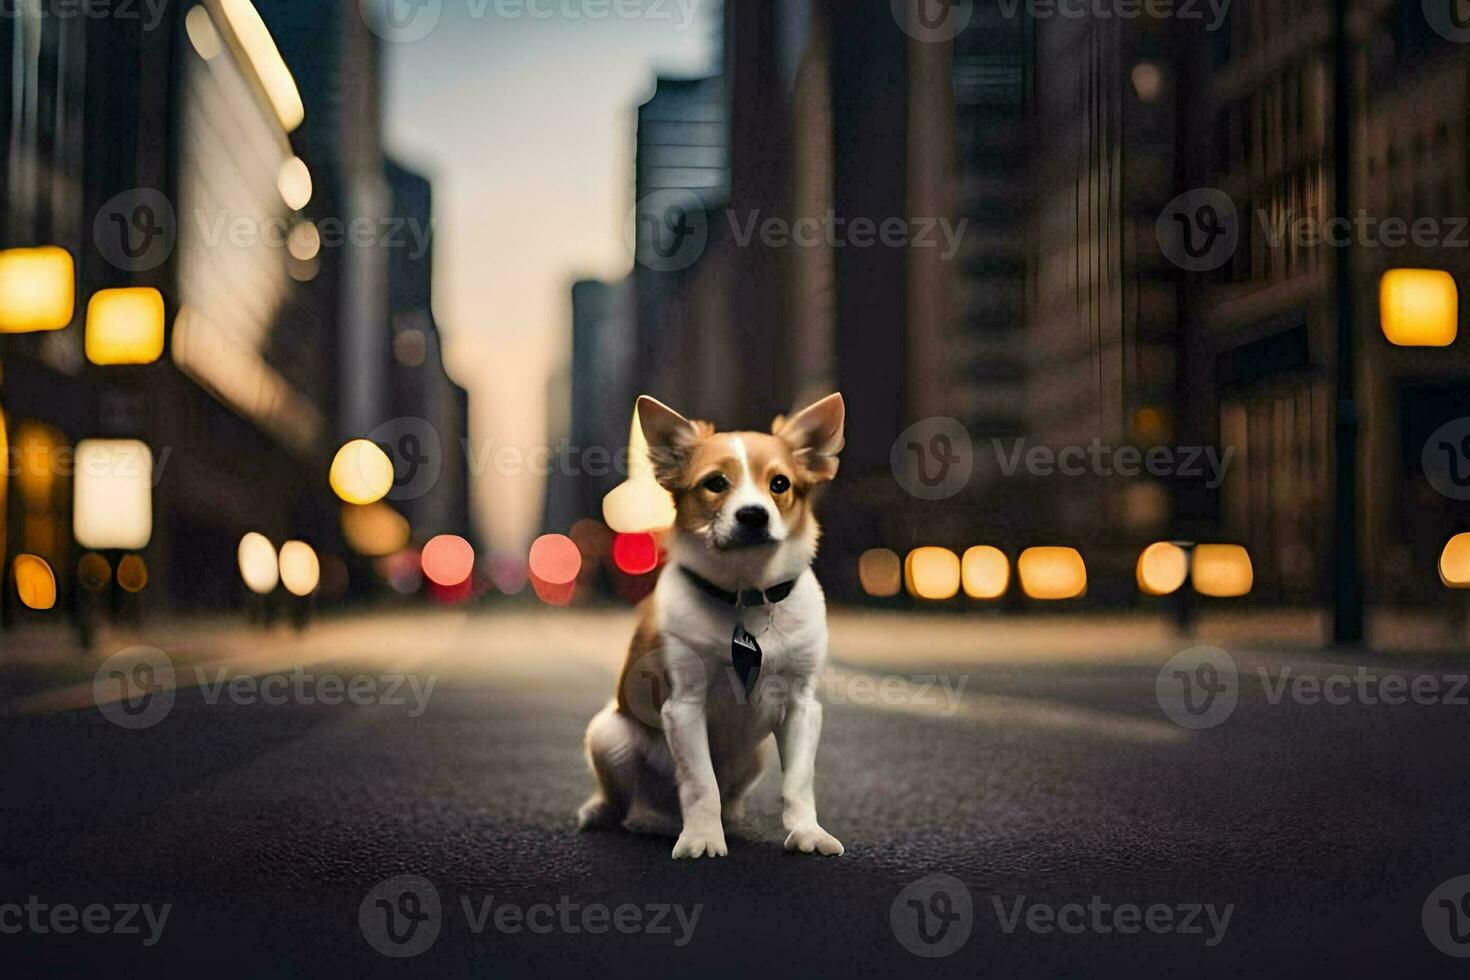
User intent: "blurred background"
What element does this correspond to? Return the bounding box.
[2,0,1470,639]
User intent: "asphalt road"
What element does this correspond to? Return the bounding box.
[3,608,1470,977]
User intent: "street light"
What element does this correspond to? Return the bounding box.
[1137,542,1189,596]
[12,555,56,610]
[905,547,961,600]
[330,439,394,505]
[1017,547,1087,600]
[238,532,279,595]
[85,287,165,365]
[1380,269,1458,347]
[72,439,153,550]
[1441,533,1470,588]
[422,534,475,587]
[278,541,320,597]
[1191,544,1254,597]
[0,246,74,332]
[858,548,902,597]
[961,546,1010,599]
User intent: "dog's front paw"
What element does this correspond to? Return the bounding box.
[672,824,728,859]
[783,825,843,856]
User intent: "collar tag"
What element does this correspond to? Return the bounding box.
[731,624,762,699]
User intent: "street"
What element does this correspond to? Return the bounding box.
[3,609,1470,976]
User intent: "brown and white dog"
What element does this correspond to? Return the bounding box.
[577,393,846,859]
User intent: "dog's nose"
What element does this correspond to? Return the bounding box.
[735,506,769,529]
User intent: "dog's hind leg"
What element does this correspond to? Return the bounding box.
[577,702,642,830]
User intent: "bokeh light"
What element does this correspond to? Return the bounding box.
[13,554,56,610]
[279,540,320,597]
[1191,544,1253,597]
[611,532,659,575]
[73,439,153,550]
[218,0,304,132]
[1380,268,1458,347]
[961,546,1010,599]
[529,533,581,586]
[422,534,475,587]
[340,501,411,556]
[238,532,279,595]
[330,439,394,505]
[1137,542,1189,596]
[116,555,148,593]
[78,552,112,591]
[1440,533,1470,588]
[1018,547,1087,600]
[858,548,902,597]
[905,547,960,600]
[85,287,165,365]
[0,246,73,333]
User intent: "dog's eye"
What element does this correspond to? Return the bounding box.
[702,474,731,493]
[770,475,791,494]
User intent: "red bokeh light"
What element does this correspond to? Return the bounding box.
[421,534,475,586]
[611,532,659,575]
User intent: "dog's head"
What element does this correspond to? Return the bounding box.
[637,393,844,580]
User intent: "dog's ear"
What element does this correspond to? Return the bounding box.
[774,393,845,482]
[637,396,704,491]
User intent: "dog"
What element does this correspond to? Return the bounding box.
[577,393,846,859]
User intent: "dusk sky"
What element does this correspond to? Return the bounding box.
[379,4,719,551]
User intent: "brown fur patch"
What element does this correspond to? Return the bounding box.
[615,597,666,731]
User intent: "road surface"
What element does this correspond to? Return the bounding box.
[2,608,1469,976]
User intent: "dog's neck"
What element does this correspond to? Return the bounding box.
[666,524,817,594]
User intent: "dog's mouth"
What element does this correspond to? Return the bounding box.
[715,529,779,551]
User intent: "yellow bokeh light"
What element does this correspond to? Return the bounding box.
[117,555,148,593]
[905,547,961,600]
[278,540,320,597]
[277,156,312,210]
[340,502,411,557]
[330,439,394,505]
[858,548,902,597]
[1137,542,1189,596]
[14,422,60,507]
[1018,546,1087,600]
[288,221,321,261]
[1191,544,1254,597]
[1441,533,1470,588]
[185,4,222,60]
[0,246,74,333]
[961,546,1010,599]
[13,554,56,610]
[1380,269,1458,347]
[238,532,279,595]
[86,287,165,365]
[218,0,304,133]
[72,440,153,550]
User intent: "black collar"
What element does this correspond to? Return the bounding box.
[678,566,800,607]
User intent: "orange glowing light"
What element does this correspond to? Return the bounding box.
[1191,544,1253,597]
[1017,547,1087,600]
[859,548,902,597]
[422,534,475,587]
[961,546,1010,599]
[529,534,581,586]
[13,554,56,610]
[0,246,74,332]
[85,287,165,365]
[1380,269,1458,347]
[116,555,148,593]
[905,547,961,600]
[1137,542,1189,596]
[1441,533,1470,588]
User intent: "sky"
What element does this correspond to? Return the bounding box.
[378,2,719,552]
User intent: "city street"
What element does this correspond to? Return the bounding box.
[3,609,1469,976]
